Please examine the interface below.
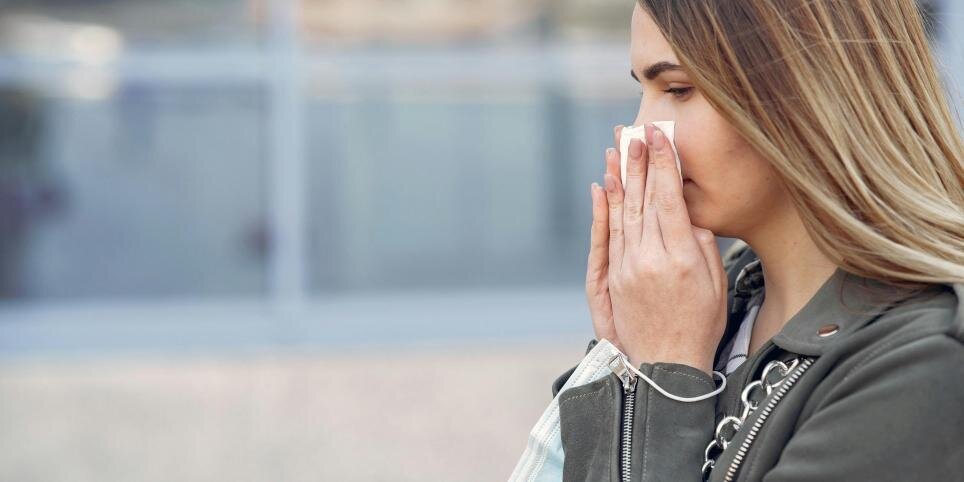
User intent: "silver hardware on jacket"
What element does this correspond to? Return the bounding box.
[701,356,815,481]
[610,351,728,482]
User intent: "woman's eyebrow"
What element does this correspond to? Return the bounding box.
[630,61,684,83]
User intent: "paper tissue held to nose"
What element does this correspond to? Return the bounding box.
[618,121,683,187]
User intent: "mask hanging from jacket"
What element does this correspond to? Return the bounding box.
[508,339,623,482]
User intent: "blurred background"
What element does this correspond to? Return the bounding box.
[0,0,959,481]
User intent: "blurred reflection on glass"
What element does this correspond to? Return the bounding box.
[0,1,269,301]
[0,0,957,321]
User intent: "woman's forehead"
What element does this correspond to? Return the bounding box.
[630,5,678,67]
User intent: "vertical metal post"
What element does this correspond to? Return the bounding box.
[267,0,307,315]
[937,0,964,129]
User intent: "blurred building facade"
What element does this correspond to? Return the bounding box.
[0,0,959,354]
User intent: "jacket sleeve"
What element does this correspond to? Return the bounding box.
[755,333,964,481]
[557,360,718,481]
[551,338,600,398]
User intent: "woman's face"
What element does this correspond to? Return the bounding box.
[630,5,788,238]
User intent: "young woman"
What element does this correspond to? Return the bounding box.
[542,1,962,481]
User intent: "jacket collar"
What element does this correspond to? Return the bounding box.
[733,257,935,356]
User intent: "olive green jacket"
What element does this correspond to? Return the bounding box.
[551,242,964,481]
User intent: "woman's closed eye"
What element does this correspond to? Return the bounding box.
[639,87,694,99]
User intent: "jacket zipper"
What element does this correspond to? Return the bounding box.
[609,354,638,482]
[722,357,815,482]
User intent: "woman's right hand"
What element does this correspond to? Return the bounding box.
[585,124,625,352]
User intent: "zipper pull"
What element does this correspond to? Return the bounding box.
[608,353,639,391]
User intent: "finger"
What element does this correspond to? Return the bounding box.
[611,125,623,186]
[692,226,726,297]
[603,146,622,256]
[606,144,621,185]
[604,171,625,272]
[648,124,699,252]
[588,182,609,281]
[622,138,646,246]
[641,125,664,251]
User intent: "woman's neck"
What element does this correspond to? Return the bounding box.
[741,209,838,334]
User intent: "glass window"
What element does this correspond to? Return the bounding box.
[0,84,269,299]
[0,0,262,52]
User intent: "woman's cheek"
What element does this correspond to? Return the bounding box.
[683,187,710,228]
[674,157,722,231]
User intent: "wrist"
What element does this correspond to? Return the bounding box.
[628,352,713,377]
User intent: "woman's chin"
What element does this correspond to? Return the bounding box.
[686,210,718,233]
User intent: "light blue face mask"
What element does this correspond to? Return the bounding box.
[508,339,623,482]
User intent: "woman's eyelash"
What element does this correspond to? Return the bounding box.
[638,87,693,99]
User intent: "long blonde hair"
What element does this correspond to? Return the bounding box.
[638,0,964,286]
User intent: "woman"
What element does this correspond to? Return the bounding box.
[528,1,963,481]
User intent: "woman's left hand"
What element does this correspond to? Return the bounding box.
[602,124,728,375]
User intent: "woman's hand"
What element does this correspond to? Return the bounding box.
[601,124,728,375]
[585,125,627,352]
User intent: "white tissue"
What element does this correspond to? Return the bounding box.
[618,121,682,187]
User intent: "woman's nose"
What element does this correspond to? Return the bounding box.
[633,117,654,129]
[635,105,672,127]
[633,114,658,128]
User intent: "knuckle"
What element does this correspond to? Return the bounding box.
[624,201,643,219]
[585,266,606,286]
[693,227,713,243]
[638,252,658,268]
[657,192,679,213]
[636,261,657,277]
[674,263,695,277]
[637,252,662,270]
[669,253,695,271]
[608,276,623,294]
[586,284,606,301]
[628,155,645,171]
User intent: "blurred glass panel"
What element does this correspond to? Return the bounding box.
[302,0,943,48]
[0,83,268,300]
[0,0,262,54]
[306,45,638,292]
[301,0,631,47]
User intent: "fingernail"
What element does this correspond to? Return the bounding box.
[606,147,616,160]
[604,174,616,192]
[645,124,654,145]
[629,138,643,159]
[652,127,666,151]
